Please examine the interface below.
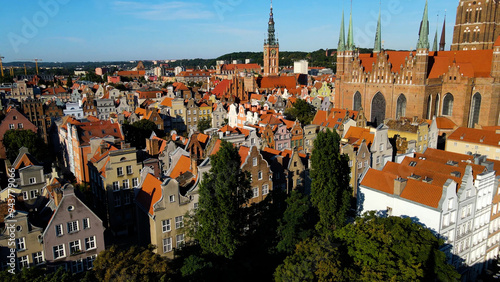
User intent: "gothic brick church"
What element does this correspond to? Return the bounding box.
[334,0,500,128]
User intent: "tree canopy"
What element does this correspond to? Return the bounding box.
[275,213,460,282]
[197,117,212,133]
[92,245,169,281]
[192,140,252,258]
[310,129,352,237]
[123,119,162,150]
[3,129,49,163]
[284,99,316,125]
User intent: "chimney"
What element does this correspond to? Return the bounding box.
[190,155,198,177]
[100,142,107,154]
[394,177,407,196]
[53,188,63,207]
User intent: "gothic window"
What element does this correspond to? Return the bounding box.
[353,91,362,111]
[370,92,386,126]
[469,93,481,128]
[442,93,454,116]
[396,94,407,119]
[434,94,440,116]
[426,95,432,119]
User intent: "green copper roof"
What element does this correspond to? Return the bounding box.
[374,9,382,52]
[347,10,355,51]
[338,11,346,52]
[417,0,430,49]
[432,29,438,52]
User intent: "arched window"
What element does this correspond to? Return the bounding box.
[353,91,362,111]
[371,92,386,126]
[396,94,407,119]
[426,95,432,119]
[442,93,454,116]
[469,93,481,127]
[434,94,440,116]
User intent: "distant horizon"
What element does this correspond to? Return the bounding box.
[2,0,458,63]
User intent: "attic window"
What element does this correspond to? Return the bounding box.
[102,130,105,134]
[409,161,417,167]
[68,206,75,211]
[114,129,117,133]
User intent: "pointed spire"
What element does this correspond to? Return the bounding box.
[432,29,438,52]
[417,0,430,49]
[374,7,382,53]
[347,2,355,51]
[439,14,446,51]
[338,10,346,52]
[266,0,277,45]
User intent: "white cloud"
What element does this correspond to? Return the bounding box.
[112,1,214,20]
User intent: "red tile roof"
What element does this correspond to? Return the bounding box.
[428,50,493,78]
[448,127,500,147]
[169,155,191,179]
[211,79,231,98]
[136,173,163,216]
[259,76,297,89]
[222,64,261,71]
[435,117,457,130]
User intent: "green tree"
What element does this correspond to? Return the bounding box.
[274,237,353,282]
[284,99,316,125]
[197,117,212,133]
[192,140,252,258]
[66,76,73,88]
[310,129,351,237]
[180,255,214,280]
[92,245,169,281]
[3,129,49,163]
[122,119,160,150]
[335,212,460,282]
[276,190,316,254]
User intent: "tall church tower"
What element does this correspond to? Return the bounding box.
[264,1,279,76]
[451,0,500,51]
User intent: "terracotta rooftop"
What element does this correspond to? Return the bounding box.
[448,127,500,147]
[435,117,457,130]
[258,76,297,89]
[136,173,163,216]
[169,155,192,179]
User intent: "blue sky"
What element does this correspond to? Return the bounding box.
[0,0,458,62]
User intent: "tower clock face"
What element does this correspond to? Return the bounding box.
[271,49,276,56]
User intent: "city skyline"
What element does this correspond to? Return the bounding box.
[2,0,458,62]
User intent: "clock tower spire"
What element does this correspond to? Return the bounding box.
[264,0,279,76]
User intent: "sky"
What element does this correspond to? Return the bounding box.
[0,0,458,62]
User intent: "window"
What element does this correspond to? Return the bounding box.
[9,124,14,129]
[253,157,258,166]
[33,251,44,265]
[18,123,23,129]
[175,216,184,229]
[258,171,262,180]
[176,234,185,248]
[126,165,133,175]
[83,218,90,230]
[358,162,362,169]
[23,191,28,200]
[124,192,131,205]
[262,184,269,195]
[169,195,175,203]
[348,160,353,167]
[29,177,36,184]
[16,237,26,251]
[53,244,65,259]
[122,179,129,189]
[162,219,171,233]
[252,187,259,198]
[55,224,63,236]
[117,167,123,176]
[18,255,29,268]
[87,255,97,270]
[163,238,172,253]
[113,181,119,191]
[69,240,81,254]
[448,199,453,210]
[132,178,139,187]
[30,189,39,199]
[114,193,121,207]
[85,236,96,250]
[67,221,79,233]
[71,259,84,274]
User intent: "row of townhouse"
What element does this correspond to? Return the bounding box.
[0,149,105,274]
[358,148,500,280]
